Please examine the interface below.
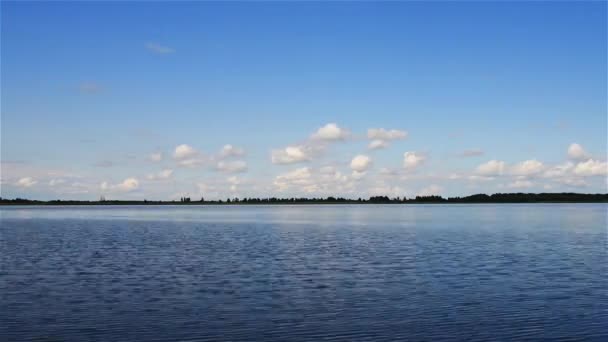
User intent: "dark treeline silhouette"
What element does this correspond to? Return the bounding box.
[1,193,606,205]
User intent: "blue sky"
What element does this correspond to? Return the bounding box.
[1,1,606,200]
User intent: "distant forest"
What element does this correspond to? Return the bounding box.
[1,193,607,205]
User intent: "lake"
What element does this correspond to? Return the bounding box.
[1,204,606,341]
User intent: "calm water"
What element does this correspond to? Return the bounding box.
[1,204,606,341]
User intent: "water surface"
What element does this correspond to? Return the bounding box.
[1,204,606,341]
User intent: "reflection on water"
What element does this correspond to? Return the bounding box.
[1,204,606,341]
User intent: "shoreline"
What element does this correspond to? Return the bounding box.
[2,193,607,206]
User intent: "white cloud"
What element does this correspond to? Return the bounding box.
[507,179,533,188]
[274,167,312,191]
[543,162,575,178]
[573,159,608,176]
[271,145,311,164]
[367,128,407,150]
[227,176,241,185]
[173,144,204,167]
[534,156,607,190]
[351,170,367,180]
[145,42,175,54]
[227,176,241,192]
[148,152,163,162]
[197,183,219,199]
[174,144,198,159]
[319,166,337,174]
[16,177,37,188]
[219,144,245,158]
[62,182,91,195]
[510,159,544,176]
[327,171,349,183]
[417,184,443,196]
[448,173,463,180]
[350,155,372,172]
[556,177,588,187]
[468,175,495,182]
[272,167,357,195]
[276,167,311,182]
[147,169,174,181]
[379,167,400,176]
[311,123,349,141]
[101,177,139,193]
[567,143,591,160]
[403,152,426,171]
[216,160,247,173]
[368,139,389,150]
[368,184,406,198]
[367,128,408,140]
[177,158,204,168]
[48,179,66,186]
[475,160,505,176]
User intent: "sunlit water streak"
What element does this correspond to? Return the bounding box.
[1,204,606,341]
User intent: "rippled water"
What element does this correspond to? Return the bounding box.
[1,204,606,341]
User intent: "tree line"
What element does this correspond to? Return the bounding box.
[1,192,606,205]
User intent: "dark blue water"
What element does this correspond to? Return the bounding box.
[1,204,606,341]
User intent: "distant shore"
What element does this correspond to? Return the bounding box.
[1,193,607,205]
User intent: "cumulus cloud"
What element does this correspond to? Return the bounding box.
[351,170,367,180]
[403,152,426,171]
[227,176,242,192]
[16,177,37,187]
[573,159,608,176]
[475,160,505,176]
[556,177,588,187]
[447,173,463,180]
[271,145,311,164]
[101,177,139,193]
[145,42,175,54]
[540,161,596,188]
[197,182,219,199]
[319,166,337,174]
[368,139,390,150]
[148,152,163,162]
[311,123,349,141]
[468,175,495,182]
[272,166,356,195]
[458,149,484,157]
[367,128,408,141]
[350,155,372,172]
[117,178,139,192]
[510,159,544,176]
[147,169,174,181]
[173,144,204,167]
[62,182,92,195]
[219,144,245,158]
[174,144,197,159]
[417,184,443,196]
[48,179,66,186]
[368,184,406,198]
[379,167,400,176]
[567,143,591,160]
[543,162,574,178]
[367,128,407,150]
[216,160,248,173]
[274,167,312,191]
[177,159,204,168]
